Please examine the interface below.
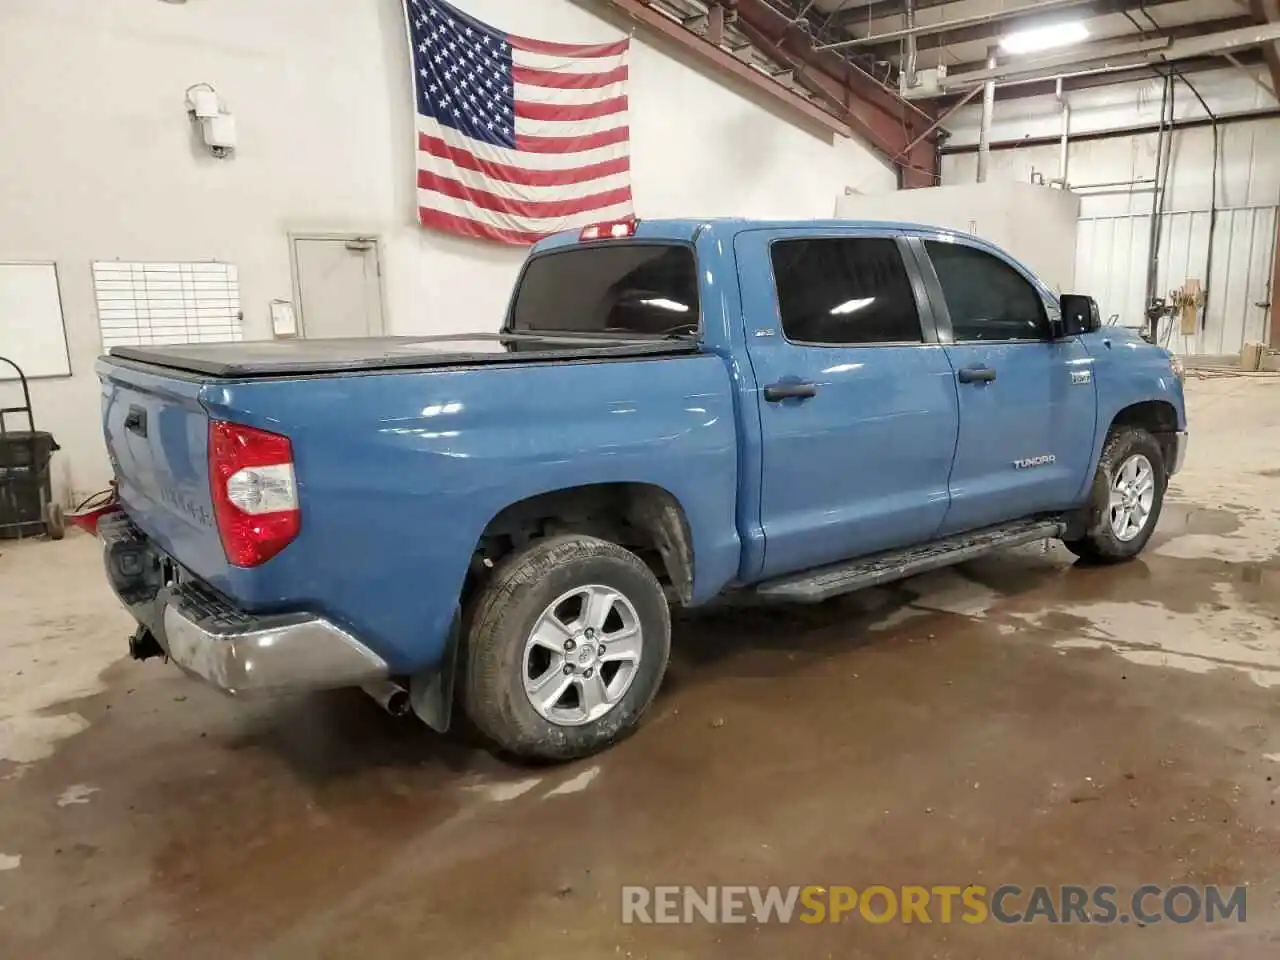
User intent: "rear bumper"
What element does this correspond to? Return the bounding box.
[161,589,388,695]
[101,514,387,696]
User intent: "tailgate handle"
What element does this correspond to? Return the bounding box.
[124,406,148,438]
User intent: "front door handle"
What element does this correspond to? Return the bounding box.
[763,381,818,402]
[957,366,996,384]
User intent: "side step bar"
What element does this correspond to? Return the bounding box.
[753,518,1066,604]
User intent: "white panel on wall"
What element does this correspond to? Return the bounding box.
[946,115,1280,356]
[0,262,71,380]
[92,262,242,349]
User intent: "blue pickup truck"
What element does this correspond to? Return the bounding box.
[89,218,1186,760]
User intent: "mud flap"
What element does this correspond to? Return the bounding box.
[409,610,460,733]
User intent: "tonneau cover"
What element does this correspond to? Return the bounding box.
[107,333,698,378]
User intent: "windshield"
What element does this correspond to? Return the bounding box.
[509,244,699,337]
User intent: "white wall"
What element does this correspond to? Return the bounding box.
[837,181,1081,292]
[0,0,895,503]
[941,68,1280,356]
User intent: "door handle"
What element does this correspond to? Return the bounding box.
[957,366,996,384]
[763,381,818,402]
[123,406,148,437]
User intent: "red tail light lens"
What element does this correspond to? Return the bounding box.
[208,420,300,567]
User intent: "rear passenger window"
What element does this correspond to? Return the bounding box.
[770,238,923,345]
[924,240,1048,342]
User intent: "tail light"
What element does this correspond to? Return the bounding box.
[580,218,637,241]
[208,420,300,567]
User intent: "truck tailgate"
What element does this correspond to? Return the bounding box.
[100,361,229,584]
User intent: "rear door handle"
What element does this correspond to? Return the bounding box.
[957,366,996,384]
[763,381,818,402]
[123,406,148,437]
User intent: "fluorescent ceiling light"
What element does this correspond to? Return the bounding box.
[638,297,690,313]
[1001,21,1089,55]
[830,297,875,316]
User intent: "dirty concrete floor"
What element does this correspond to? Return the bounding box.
[3,375,1280,959]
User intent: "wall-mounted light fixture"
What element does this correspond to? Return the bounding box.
[184,83,237,158]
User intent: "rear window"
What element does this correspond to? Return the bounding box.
[509,244,699,337]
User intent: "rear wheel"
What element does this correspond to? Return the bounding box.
[1063,426,1166,563]
[462,534,671,761]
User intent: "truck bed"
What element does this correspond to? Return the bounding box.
[108,333,698,378]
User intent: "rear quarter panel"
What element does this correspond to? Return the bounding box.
[202,353,739,673]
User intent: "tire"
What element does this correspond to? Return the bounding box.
[44,503,65,541]
[1062,426,1166,563]
[462,534,671,762]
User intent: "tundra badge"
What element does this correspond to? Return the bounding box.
[1014,454,1056,470]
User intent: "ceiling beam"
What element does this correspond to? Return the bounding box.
[934,50,1265,105]
[820,0,1096,51]
[939,104,1280,153]
[828,0,954,29]
[732,0,941,186]
[586,0,855,140]
[939,20,1280,91]
[1249,0,1280,98]
[858,0,1197,60]
[939,16,1258,77]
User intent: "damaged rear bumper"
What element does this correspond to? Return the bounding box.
[100,513,387,696]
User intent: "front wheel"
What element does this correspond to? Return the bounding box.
[462,534,671,761]
[1062,426,1166,563]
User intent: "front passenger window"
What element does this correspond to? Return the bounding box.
[924,240,1048,342]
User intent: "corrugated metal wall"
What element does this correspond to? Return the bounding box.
[942,116,1280,357]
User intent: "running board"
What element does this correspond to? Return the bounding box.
[753,518,1066,604]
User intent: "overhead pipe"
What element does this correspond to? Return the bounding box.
[1128,8,1221,331]
[1144,71,1173,338]
[977,46,997,183]
[903,0,919,90]
[1057,77,1070,184]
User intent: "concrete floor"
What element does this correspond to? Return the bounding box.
[3,375,1280,958]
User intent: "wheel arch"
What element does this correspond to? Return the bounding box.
[470,482,696,606]
[1107,399,1180,472]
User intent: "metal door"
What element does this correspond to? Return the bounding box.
[292,236,386,338]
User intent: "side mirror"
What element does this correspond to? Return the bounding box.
[1057,294,1101,337]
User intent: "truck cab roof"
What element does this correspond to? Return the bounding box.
[532,217,984,253]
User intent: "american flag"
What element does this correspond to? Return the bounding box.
[406,0,633,245]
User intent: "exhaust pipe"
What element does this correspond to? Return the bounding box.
[362,680,410,717]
